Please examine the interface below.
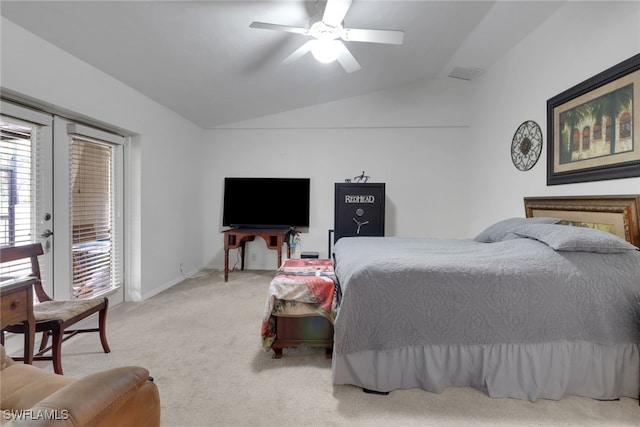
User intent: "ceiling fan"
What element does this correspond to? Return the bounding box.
[249,0,404,73]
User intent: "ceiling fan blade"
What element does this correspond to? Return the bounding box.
[322,0,352,27]
[334,41,361,73]
[342,28,404,45]
[250,22,309,35]
[281,40,314,65]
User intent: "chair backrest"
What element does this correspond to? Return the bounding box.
[0,243,44,279]
[0,243,50,302]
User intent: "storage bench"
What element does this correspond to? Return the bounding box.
[261,258,338,359]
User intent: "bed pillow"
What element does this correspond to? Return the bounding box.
[474,217,561,243]
[513,223,638,253]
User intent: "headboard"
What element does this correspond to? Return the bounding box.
[524,195,640,246]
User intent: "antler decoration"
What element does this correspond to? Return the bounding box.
[344,171,370,183]
[353,171,370,183]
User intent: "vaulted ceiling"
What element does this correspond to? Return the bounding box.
[1,1,564,128]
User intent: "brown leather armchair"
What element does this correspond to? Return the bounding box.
[0,345,160,426]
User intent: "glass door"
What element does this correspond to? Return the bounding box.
[1,104,124,303]
[53,117,124,302]
[0,101,54,293]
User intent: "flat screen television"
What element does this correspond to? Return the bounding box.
[222,177,310,229]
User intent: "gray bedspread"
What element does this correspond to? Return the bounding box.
[333,236,640,355]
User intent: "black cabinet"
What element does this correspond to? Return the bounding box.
[334,183,385,242]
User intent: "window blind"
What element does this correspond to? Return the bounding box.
[69,135,122,299]
[0,118,40,280]
[70,136,114,298]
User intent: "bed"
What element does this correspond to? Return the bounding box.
[331,195,640,401]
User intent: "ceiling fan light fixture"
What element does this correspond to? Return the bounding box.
[309,18,343,41]
[249,0,404,73]
[310,39,340,64]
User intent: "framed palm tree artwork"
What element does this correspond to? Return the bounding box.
[547,53,640,185]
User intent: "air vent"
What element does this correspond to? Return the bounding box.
[448,67,484,81]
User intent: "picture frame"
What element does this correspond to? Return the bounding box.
[524,195,640,246]
[547,53,640,185]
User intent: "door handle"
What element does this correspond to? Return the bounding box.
[40,229,53,238]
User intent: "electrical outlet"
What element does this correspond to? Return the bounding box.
[251,254,256,262]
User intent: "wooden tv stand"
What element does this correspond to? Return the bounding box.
[223,228,291,282]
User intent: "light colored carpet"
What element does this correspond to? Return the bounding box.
[26,270,639,426]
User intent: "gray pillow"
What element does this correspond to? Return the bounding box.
[474,217,561,243]
[513,223,638,253]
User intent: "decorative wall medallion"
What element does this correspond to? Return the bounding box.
[511,120,543,171]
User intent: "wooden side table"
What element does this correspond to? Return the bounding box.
[0,277,37,364]
[223,228,291,281]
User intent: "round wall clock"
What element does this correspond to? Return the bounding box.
[511,120,543,171]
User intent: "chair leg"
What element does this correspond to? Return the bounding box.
[39,330,51,352]
[98,302,111,354]
[51,322,64,375]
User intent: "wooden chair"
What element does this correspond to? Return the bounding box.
[0,243,110,374]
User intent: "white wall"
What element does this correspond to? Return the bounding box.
[4,1,640,285]
[204,1,640,270]
[466,1,640,233]
[204,78,472,268]
[1,18,204,300]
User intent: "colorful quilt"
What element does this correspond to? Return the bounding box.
[261,258,338,349]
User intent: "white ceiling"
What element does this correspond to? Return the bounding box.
[0,1,564,128]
